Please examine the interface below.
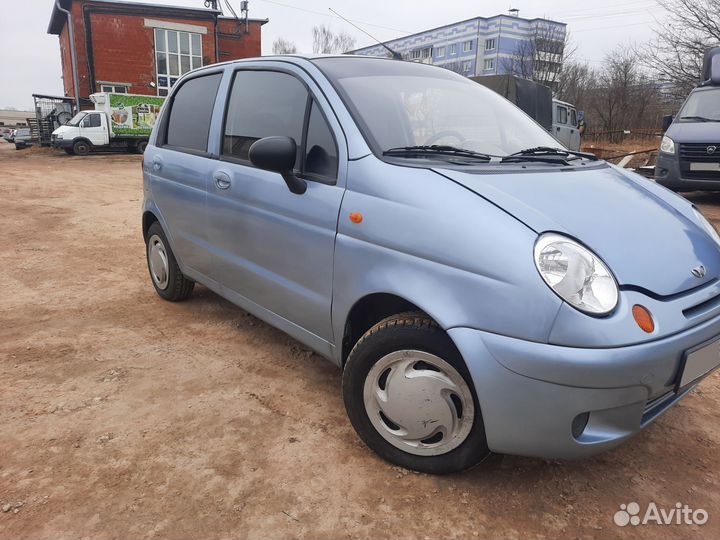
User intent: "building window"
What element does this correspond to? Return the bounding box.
[448,44,457,55]
[485,38,496,51]
[462,61,472,73]
[484,58,495,71]
[463,40,473,52]
[100,84,128,93]
[155,28,202,97]
[409,47,432,61]
[436,46,445,57]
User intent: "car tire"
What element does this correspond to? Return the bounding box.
[136,140,148,154]
[145,222,194,302]
[72,140,91,156]
[64,148,74,155]
[342,312,489,474]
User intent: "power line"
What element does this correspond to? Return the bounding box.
[255,0,409,35]
[556,0,657,17]
[572,19,658,32]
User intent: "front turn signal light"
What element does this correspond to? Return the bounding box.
[632,305,655,333]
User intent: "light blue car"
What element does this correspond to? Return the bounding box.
[142,55,720,474]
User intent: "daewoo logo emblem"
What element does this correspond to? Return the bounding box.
[708,146,717,155]
[692,265,707,278]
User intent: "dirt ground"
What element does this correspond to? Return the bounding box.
[1,141,719,539]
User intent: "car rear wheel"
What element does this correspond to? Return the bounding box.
[145,222,194,302]
[72,140,90,156]
[342,312,489,474]
[136,140,148,154]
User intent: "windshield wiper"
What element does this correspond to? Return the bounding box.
[383,145,492,161]
[680,116,720,122]
[506,146,599,161]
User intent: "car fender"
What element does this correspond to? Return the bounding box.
[331,157,563,364]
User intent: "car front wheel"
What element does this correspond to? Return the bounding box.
[72,140,90,156]
[342,312,489,474]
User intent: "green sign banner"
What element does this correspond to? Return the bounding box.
[108,94,165,137]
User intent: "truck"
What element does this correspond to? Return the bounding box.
[470,75,581,150]
[51,92,165,156]
[655,47,720,191]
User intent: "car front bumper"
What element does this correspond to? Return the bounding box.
[50,136,73,149]
[656,151,720,191]
[448,312,720,459]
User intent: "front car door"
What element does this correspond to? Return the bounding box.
[207,63,347,353]
[145,70,224,278]
[80,112,107,146]
[567,108,581,151]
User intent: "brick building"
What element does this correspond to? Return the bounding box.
[48,0,267,101]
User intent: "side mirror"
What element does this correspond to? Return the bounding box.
[248,136,307,195]
[662,115,674,132]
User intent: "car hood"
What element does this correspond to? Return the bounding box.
[666,121,720,143]
[433,164,720,297]
[53,125,74,136]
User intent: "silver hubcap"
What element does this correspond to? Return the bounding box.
[363,350,474,456]
[148,234,169,290]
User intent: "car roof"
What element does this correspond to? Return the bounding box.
[194,53,397,71]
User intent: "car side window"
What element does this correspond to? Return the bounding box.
[83,114,101,128]
[570,109,577,128]
[223,71,308,168]
[304,100,338,180]
[556,106,567,125]
[165,72,222,152]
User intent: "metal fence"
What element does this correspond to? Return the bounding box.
[582,128,662,145]
[31,94,77,146]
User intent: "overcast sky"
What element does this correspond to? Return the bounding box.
[0,0,665,110]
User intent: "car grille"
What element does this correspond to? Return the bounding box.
[679,143,720,180]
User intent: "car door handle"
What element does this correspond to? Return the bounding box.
[152,157,162,172]
[214,171,232,190]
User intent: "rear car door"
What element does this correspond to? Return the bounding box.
[145,70,223,278]
[207,64,346,344]
[553,104,570,147]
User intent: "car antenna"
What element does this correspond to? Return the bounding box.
[328,8,403,60]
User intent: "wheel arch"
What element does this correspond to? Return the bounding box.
[142,210,159,242]
[72,137,92,147]
[341,292,452,367]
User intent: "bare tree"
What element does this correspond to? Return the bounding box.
[502,23,574,88]
[587,48,660,136]
[312,25,356,54]
[641,0,720,99]
[555,61,595,106]
[272,38,297,55]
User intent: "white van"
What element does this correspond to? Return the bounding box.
[552,99,581,151]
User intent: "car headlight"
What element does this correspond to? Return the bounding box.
[660,135,675,154]
[534,233,619,315]
[693,207,720,247]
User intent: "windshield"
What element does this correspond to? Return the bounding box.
[66,112,87,126]
[678,88,720,122]
[313,57,562,157]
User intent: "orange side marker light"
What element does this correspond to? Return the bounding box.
[632,305,655,333]
[349,212,363,224]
